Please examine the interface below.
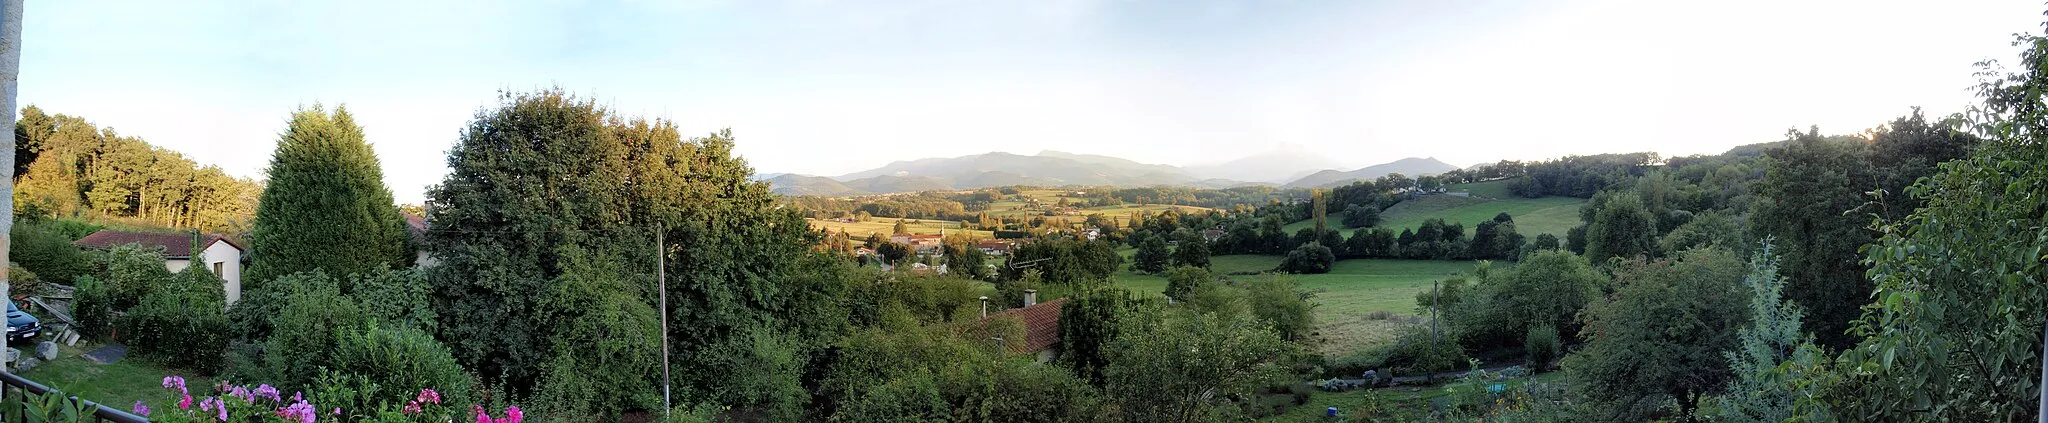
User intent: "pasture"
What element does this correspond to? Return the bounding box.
[807,216,992,239]
[1110,255,1479,358]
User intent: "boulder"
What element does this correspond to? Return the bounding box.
[13,357,37,373]
[35,341,57,361]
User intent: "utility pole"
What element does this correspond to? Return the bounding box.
[1430,280,1439,384]
[0,0,24,383]
[657,225,670,415]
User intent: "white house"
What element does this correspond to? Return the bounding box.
[73,230,245,305]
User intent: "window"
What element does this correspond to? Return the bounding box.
[213,262,224,276]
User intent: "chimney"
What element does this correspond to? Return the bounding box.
[1023,289,1038,307]
[979,296,989,318]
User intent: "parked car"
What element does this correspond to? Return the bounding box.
[7,301,40,342]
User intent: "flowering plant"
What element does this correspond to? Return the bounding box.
[145,375,518,423]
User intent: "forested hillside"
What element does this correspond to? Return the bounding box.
[13,106,261,234]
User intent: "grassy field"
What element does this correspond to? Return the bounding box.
[19,342,209,413]
[1110,255,1477,358]
[1286,189,1584,239]
[807,216,993,240]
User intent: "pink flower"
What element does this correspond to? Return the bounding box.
[416,389,442,405]
[331,408,341,416]
[276,399,317,423]
[254,385,281,402]
[229,386,253,402]
[131,401,151,417]
[163,376,188,396]
[179,394,193,410]
[403,401,422,415]
[211,399,228,422]
[472,405,489,423]
[505,406,523,423]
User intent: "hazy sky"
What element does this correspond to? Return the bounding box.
[22,0,2042,203]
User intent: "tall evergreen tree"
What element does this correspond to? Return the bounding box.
[247,105,411,284]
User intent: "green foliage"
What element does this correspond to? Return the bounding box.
[247,105,412,285]
[260,287,368,389]
[325,325,474,413]
[347,268,437,332]
[1583,191,1657,261]
[1169,232,1211,269]
[1059,287,1140,386]
[1448,250,1603,350]
[1710,242,1818,423]
[1524,324,1560,370]
[941,243,989,280]
[1565,248,1748,420]
[1243,274,1317,343]
[0,387,95,423]
[1752,128,1878,349]
[1531,232,1560,251]
[1278,241,1334,274]
[1105,310,1293,423]
[1341,204,1381,228]
[101,243,174,309]
[70,275,114,339]
[225,269,341,342]
[13,106,259,233]
[1413,274,1471,315]
[530,248,663,419]
[1131,233,1170,274]
[1806,29,2048,420]
[1658,210,1746,254]
[1163,265,1212,303]
[696,327,809,421]
[9,220,92,286]
[118,265,231,373]
[999,238,1121,285]
[1379,324,1470,374]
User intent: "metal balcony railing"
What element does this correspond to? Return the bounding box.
[0,370,150,423]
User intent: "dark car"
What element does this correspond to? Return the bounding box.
[7,301,40,342]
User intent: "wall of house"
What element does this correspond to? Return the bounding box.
[164,242,244,305]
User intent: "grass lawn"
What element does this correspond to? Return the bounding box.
[1110,255,1477,358]
[1286,193,1585,240]
[1444,179,1518,200]
[19,342,210,413]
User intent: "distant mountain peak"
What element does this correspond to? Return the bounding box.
[1283,157,1457,188]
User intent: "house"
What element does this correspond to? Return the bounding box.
[405,213,436,267]
[1202,228,1227,243]
[979,290,1066,362]
[890,233,944,255]
[976,240,1013,256]
[73,230,245,305]
[1081,228,1101,241]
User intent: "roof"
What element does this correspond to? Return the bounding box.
[977,240,1012,249]
[73,230,241,259]
[982,298,1067,354]
[403,214,428,238]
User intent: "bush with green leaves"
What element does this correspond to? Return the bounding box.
[1243,274,1317,343]
[1162,266,1212,303]
[70,275,114,339]
[118,265,230,373]
[1380,324,1469,375]
[1104,309,1293,423]
[101,243,175,309]
[259,288,369,388]
[321,325,474,414]
[1523,324,1560,371]
[1564,248,1747,420]
[1447,250,1604,351]
[1277,242,1334,274]
[9,220,92,287]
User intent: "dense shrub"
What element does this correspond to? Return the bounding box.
[118,266,230,373]
[346,268,437,332]
[1243,274,1316,343]
[1524,324,1561,371]
[322,324,474,413]
[70,275,114,339]
[1162,266,1212,303]
[1448,250,1604,351]
[260,289,368,388]
[101,243,175,309]
[1380,324,1470,375]
[226,270,342,342]
[1278,242,1334,274]
[9,221,92,286]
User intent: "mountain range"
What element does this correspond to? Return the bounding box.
[766,151,1459,196]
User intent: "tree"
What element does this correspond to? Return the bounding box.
[1311,189,1328,235]
[427,90,841,415]
[892,220,910,235]
[1448,250,1603,350]
[1243,274,1316,343]
[1584,192,1658,262]
[1808,26,2048,420]
[1168,232,1210,269]
[1711,242,1819,422]
[1105,310,1291,423]
[1341,204,1380,228]
[1751,128,1874,349]
[1163,266,1212,304]
[1060,287,1138,386]
[1565,248,1748,420]
[942,243,989,280]
[1277,242,1334,274]
[1531,233,1560,251]
[1130,234,1169,274]
[247,105,413,285]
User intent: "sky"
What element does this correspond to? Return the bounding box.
[21,0,2044,203]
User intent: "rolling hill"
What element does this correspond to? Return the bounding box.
[1283,157,1461,188]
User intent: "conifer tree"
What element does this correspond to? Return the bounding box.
[247,105,411,285]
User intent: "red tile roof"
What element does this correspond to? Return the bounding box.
[983,298,1066,354]
[73,230,241,259]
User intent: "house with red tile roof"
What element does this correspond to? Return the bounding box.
[980,290,1065,362]
[404,213,436,267]
[73,230,246,304]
